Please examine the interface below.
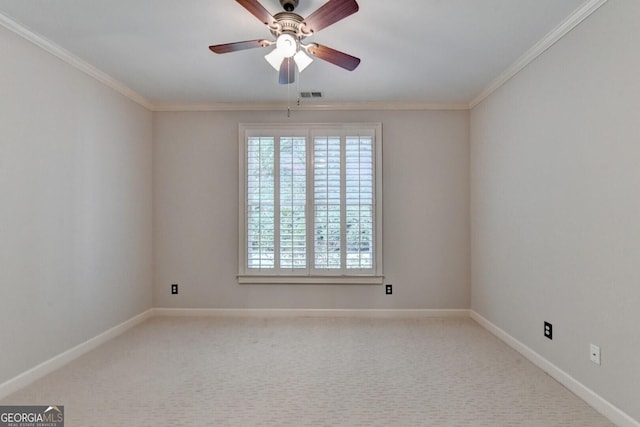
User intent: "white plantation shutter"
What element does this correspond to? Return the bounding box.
[313,134,374,272]
[239,124,382,283]
[313,136,342,269]
[345,136,374,270]
[247,137,275,270]
[279,137,306,269]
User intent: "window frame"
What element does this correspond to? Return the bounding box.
[238,123,383,285]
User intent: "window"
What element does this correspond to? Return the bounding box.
[238,123,383,284]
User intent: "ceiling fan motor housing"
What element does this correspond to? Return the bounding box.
[280,0,299,12]
[271,12,307,38]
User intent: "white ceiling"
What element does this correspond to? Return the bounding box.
[0,0,595,109]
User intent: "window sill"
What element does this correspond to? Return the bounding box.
[237,275,385,285]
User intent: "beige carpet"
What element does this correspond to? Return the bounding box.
[1,316,613,426]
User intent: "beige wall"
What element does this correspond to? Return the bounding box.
[0,25,153,385]
[470,0,640,421]
[153,109,470,309]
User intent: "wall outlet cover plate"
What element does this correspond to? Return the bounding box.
[544,321,553,340]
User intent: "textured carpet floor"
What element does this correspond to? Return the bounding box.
[1,316,613,426]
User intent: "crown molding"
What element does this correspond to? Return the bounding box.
[152,101,470,112]
[469,0,608,109]
[0,11,155,111]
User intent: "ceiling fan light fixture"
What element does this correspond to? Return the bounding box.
[265,33,297,71]
[266,33,312,73]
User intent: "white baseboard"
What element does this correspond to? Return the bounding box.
[470,310,639,427]
[0,309,154,400]
[152,308,470,318]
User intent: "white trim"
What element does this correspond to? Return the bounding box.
[470,310,640,427]
[469,0,608,108]
[153,102,470,112]
[0,11,155,111]
[0,309,153,400]
[238,275,385,285]
[239,123,383,279]
[152,308,470,318]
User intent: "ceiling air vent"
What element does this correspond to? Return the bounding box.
[300,91,323,99]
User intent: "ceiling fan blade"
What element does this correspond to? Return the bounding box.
[209,39,270,54]
[307,44,360,71]
[279,57,295,84]
[236,0,276,26]
[303,0,359,34]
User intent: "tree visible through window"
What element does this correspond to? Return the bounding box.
[240,124,382,283]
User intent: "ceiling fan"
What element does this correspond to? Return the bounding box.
[209,0,360,85]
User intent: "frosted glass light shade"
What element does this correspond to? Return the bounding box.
[294,50,313,72]
[276,34,297,58]
[265,48,284,70]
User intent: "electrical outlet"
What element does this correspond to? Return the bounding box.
[544,322,553,340]
[171,284,178,295]
[590,344,601,365]
[385,284,392,295]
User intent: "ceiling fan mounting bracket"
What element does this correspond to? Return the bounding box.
[279,0,299,12]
